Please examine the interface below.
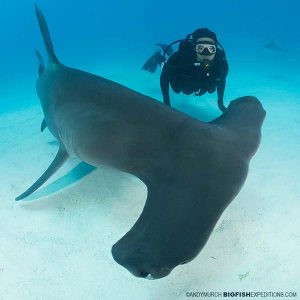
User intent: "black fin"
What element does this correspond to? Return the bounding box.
[41,118,47,132]
[15,146,69,201]
[35,3,59,64]
[155,43,174,56]
[142,52,164,73]
[38,65,43,76]
[35,49,45,76]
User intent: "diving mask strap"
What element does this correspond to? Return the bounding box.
[217,41,226,57]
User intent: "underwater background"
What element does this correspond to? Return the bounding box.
[0,0,299,299]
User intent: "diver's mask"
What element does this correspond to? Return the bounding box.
[194,38,217,68]
[194,43,216,55]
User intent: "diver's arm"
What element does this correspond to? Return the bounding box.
[216,57,229,113]
[160,65,171,106]
[217,78,227,112]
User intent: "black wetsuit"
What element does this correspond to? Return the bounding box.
[160,41,229,109]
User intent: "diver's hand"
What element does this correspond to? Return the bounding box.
[163,97,171,106]
[194,89,207,97]
[217,100,227,113]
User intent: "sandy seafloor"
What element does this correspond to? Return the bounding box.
[0,48,300,299]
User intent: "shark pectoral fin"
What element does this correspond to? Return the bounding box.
[41,118,47,132]
[35,49,45,76]
[15,146,69,201]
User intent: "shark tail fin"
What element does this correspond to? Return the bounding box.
[15,146,69,201]
[35,3,59,65]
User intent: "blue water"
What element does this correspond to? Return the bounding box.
[0,1,299,299]
[1,0,299,113]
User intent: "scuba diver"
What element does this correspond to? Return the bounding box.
[142,28,229,112]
